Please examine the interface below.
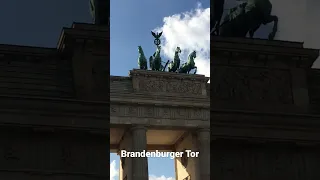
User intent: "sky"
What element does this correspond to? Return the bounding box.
[0,0,92,47]
[110,0,210,77]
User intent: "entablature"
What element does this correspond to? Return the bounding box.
[211,108,320,142]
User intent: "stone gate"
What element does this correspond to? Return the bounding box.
[110,69,210,180]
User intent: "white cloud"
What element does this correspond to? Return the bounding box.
[154,2,210,78]
[109,161,175,180]
[110,160,119,180]
[149,175,175,180]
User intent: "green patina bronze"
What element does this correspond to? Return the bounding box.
[137,46,148,70]
[215,0,278,40]
[149,45,167,71]
[137,31,197,74]
[89,0,109,25]
[178,51,197,74]
[151,31,163,46]
[148,31,169,71]
[168,47,181,73]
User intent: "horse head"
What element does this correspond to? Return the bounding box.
[190,51,196,59]
[138,46,143,53]
[175,47,182,54]
[187,50,196,64]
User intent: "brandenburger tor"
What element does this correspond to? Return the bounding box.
[1,0,320,179]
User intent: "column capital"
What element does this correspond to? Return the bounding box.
[197,128,210,141]
[117,149,125,156]
[197,128,210,133]
[130,125,147,132]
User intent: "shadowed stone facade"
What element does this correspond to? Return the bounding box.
[0,23,109,180]
[212,36,320,179]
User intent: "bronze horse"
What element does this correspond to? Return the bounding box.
[211,0,225,35]
[218,0,278,40]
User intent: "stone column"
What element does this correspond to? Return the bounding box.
[131,125,148,180]
[197,129,210,180]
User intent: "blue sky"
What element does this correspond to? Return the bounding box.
[0,0,91,47]
[110,153,176,180]
[111,0,210,77]
[110,0,209,179]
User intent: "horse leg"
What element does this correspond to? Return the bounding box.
[193,67,197,74]
[163,60,169,71]
[263,15,278,40]
[216,20,221,35]
[213,21,218,35]
[249,23,261,38]
[212,0,225,35]
[212,19,222,35]
[211,21,217,35]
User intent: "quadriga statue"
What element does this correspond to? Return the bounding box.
[89,0,109,25]
[212,0,278,40]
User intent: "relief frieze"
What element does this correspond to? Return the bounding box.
[211,66,293,104]
[3,144,20,161]
[138,78,203,95]
[110,104,209,121]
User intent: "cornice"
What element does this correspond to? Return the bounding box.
[110,95,209,108]
[211,108,320,142]
[0,44,57,56]
[0,95,108,114]
[211,108,320,129]
[212,36,304,48]
[212,36,319,68]
[57,23,109,50]
[129,69,210,82]
[110,76,131,81]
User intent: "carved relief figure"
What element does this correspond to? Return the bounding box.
[211,67,292,103]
